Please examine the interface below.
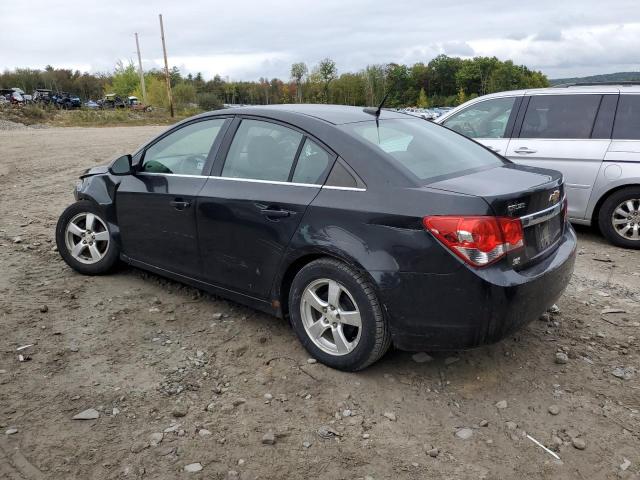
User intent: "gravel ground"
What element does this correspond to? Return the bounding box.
[0,126,639,480]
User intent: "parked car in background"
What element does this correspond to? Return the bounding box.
[33,88,53,105]
[402,107,435,120]
[437,84,640,248]
[99,94,126,109]
[53,92,81,109]
[84,100,99,109]
[55,105,576,370]
[127,96,153,112]
[1,88,25,105]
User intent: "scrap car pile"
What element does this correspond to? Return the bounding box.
[0,87,152,111]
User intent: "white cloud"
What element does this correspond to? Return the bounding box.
[1,0,639,80]
[470,22,640,77]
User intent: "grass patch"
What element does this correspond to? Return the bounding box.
[0,105,203,127]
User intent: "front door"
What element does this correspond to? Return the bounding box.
[505,94,612,220]
[116,118,229,276]
[197,118,335,298]
[440,96,520,155]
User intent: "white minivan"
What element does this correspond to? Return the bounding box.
[437,84,640,248]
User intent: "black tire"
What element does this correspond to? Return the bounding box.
[288,258,391,371]
[598,187,640,249]
[55,200,120,275]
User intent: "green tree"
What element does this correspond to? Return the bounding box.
[363,64,386,105]
[316,58,337,103]
[107,61,139,97]
[290,62,308,103]
[428,55,463,98]
[456,87,467,105]
[417,88,428,108]
[173,83,197,107]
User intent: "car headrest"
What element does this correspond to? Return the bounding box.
[247,135,281,171]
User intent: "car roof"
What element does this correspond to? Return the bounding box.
[436,84,640,123]
[207,104,411,125]
[463,84,640,101]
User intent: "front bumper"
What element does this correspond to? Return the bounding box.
[375,225,577,351]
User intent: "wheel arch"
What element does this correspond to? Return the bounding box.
[74,176,122,249]
[274,248,376,321]
[591,183,640,232]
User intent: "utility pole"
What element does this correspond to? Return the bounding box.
[134,33,147,104]
[159,14,174,117]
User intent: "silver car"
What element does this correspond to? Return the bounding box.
[437,84,640,248]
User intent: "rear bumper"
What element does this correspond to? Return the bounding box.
[375,225,577,351]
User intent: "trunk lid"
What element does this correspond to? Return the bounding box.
[428,164,565,268]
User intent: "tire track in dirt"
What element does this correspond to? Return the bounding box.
[0,437,46,480]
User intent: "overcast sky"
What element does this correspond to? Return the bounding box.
[2,0,639,80]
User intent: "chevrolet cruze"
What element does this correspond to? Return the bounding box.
[56,105,576,370]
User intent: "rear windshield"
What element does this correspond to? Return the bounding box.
[342,118,504,182]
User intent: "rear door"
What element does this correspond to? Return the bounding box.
[116,117,230,276]
[197,117,335,298]
[505,93,612,220]
[440,96,521,155]
[606,93,640,158]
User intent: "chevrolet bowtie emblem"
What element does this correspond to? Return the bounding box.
[549,190,560,204]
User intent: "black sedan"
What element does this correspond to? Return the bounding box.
[56,105,577,371]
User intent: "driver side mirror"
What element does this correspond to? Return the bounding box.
[109,154,133,175]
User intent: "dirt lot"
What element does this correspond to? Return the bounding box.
[1,125,639,480]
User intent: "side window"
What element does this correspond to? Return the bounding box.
[291,139,332,184]
[325,160,360,188]
[591,95,618,139]
[520,94,601,139]
[443,97,516,138]
[613,95,640,140]
[142,119,226,175]
[222,119,303,182]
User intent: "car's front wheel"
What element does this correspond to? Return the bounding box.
[598,187,640,249]
[288,258,391,371]
[55,200,120,275]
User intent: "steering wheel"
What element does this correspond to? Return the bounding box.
[179,154,207,175]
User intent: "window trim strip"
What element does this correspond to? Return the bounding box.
[519,196,565,227]
[135,172,368,191]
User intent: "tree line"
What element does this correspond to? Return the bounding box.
[0,55,548,109]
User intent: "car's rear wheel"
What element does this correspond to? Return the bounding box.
[55,200,120,274]
[288,258,391,371]
[598,187,640,249]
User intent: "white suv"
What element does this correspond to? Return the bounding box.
[437,84,640,248]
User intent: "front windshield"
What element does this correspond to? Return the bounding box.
[342,118,504,182]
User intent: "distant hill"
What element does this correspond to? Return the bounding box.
[550,72,640,86]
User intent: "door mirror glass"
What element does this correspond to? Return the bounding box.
[109,154,132,175]
[443,97,516,139]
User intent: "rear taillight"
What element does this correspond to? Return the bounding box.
[423,216,524,267]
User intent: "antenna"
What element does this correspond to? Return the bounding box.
[363,90,391,142]
[363,90,390,121]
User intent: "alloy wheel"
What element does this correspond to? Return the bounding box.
[611,198,640,241]
[64,212,110,264]
[300,278,362,356]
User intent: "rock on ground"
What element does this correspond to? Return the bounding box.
[73,408,99,420]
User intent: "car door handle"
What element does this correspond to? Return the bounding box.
[170,199,191,210]
[260,208,291,218]
[514,147,537,154]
